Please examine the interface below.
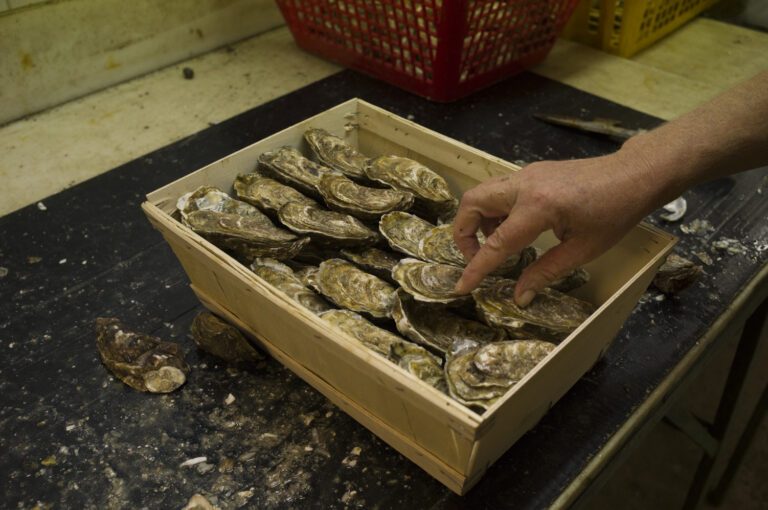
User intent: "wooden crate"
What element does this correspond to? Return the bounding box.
[142,98,676,494]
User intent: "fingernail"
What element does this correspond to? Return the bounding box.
[516,289,536,307]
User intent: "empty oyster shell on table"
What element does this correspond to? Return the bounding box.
[379,211,436,258]
[189,312,264,364]
[320,309,446,392]
[392,289,506,356]
[473,280,595,342]
[365,156,459,221]
[95,317,189,393]
[186,209,310,260]
[233,172,317,216]
[278,202,380,247]
[652,253,703,294]
[392,258,501,305]
[340,247,402,283]
[312,258,397,319]
[251,258,333,314]
[305,128,370,181]
[445,340,556,410]
[317,173,414,220]
[258,146,337,197]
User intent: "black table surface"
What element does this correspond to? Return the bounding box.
[1,70,766,509]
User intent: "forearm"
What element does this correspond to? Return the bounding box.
[618,70,768,211]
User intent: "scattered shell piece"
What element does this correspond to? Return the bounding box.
[0,267,7,278]
[652,254,703,294]
[693,251,713,266]
[27,256,42,264]
[659,197,687,222]
[37,201,47,211]
[712,238,749,255]
[180,456,208,468]
[182,494,217,510]
[41,456,57,466]
[680,219,715,236]
[224,393,236,405]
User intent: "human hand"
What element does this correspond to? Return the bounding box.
[452,150,661,306]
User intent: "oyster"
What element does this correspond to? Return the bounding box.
[445,340,556,410]
[652,253,703,294]
[95,317,189,393]
[320,309,401,357]
[365,156,458,220]
[317,173,414,220]
[340,247,402,283]
[177,186,263,224]
[379,211,435,258]
[320,310,446,392]
[186,210,310,260]
[550,268,591,293]
[304,128,369,180]
[257,146,336,197]
[392,290,506,355]
[392,258,501,305]
[294,265,319,288]
[390,342,447,393]
[251,258,333,314]
[189,312,264,364]
[473,280,595,341]
[278,203,379,247]
[233,172,316,215]
[313,259,396,319]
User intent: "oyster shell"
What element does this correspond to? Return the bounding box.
[95,317,189,393]
[473,280,595,341]
[392,290,506,355]
[320,310,446,392]
[313,259,396,318]
[340,247,401,283]
[294,265,319,288]
[233,172,316,215]
[278,203,379,247]
[317,173,414,220]
[186,209,310,260]
[379,211,435,258]
[258,146,336,197]
[392,258,501,305]
[445,340,556,410]
[550,268,591,293]
[365,156,458,220]
[251,258,333,314]
[189,312,264,364]
[177,186,263,224]
[304,128,369,180]
[652,253,703,294]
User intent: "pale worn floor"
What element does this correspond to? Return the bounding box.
[0,14,766,510]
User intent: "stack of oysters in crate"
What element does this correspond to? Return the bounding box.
[176,128,595,412]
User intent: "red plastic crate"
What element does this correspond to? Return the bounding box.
[277,0,579,101]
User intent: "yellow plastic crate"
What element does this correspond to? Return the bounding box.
[563,0,720,57]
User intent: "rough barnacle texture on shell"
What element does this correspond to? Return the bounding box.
[652,253,703,295]
[189,312,264,364]
[365,156,458,220]
[445,340,556,410]
[317,173,414,220]
[177,186,263,224]
[319,309,401,357]
[473,281,595,342]
[257,146,336,197]
[392,290,506,355]
[340,247,402,283]
[233,172,316,215]
[95,317,189,393]
[390,342,447,393]
[314,258,396,318]
[379,211,435,258]
[392,258,501,305]
[251,258,333,314]
[186,210,310,260]
[304,128,369,180]
[278,203,380,247]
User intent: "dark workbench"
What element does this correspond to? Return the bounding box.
[1,71,766,509]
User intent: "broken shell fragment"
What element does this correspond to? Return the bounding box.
[189,312,264,364]
[304,128,370,180]
[95,317,189,393]
[314,258,397,319]
[472,281,595,342]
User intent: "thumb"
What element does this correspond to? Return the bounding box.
[514,239,591,306]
